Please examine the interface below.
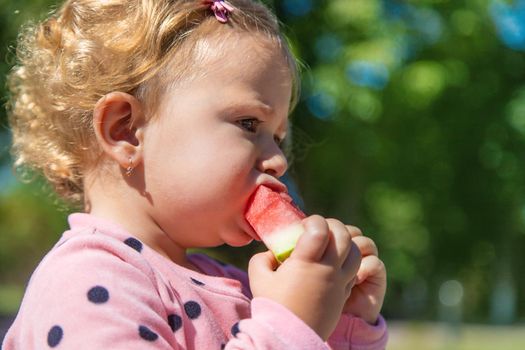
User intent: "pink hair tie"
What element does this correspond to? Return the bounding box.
[204,0,234,23]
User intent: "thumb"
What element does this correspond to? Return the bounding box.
[291,215,330,262]
[248,250,279,278]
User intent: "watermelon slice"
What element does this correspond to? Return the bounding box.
[245,185,306,263]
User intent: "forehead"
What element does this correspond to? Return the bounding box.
[158,31,293,119]
[193,32,292,90]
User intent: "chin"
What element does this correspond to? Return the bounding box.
[224,231,254,247]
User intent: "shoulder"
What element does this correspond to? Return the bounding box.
[34,228,158,285]
[189,253,251,298]
[189,253,246,278]
[6,229,178,348]
[13,227,172,325]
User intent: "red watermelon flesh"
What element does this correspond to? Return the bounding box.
[245,185,306,263]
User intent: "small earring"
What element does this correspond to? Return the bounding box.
[125,157,134,177]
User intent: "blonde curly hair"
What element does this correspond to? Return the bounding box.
[7,0,300,205]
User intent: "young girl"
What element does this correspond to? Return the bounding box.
[3,0,388,349]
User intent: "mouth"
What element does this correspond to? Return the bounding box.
[242,219,261,241]
[242,180,289,241]
[258,181,293,203]
[259,180,288,195]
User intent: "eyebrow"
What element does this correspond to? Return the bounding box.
[220,100,275,117]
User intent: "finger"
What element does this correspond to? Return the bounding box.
[342,241,362,279]
[345,225,363,238]
[291,215,330,262]
[248,251,279,278]
[355,255,387,286]
[345,276,357,296]
[322,219,353,266]
[351,236,379,257]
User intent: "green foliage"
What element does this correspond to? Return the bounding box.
[282,0,525,322]
[0,182,68,281]
[1,0,525,324]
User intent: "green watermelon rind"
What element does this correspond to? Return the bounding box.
[275,248,294,263]
[264,223,304,263]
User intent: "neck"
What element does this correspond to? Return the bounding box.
[84,170,197,271]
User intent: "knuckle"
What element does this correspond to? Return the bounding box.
[368,239,379,256]
[308,214,326,223]
[364,236,378,250]
[354,236,379,255]
[346,225,363,237]
[377,258,386,272]
[334,227,353,249]
[326,217,343,228]
[368,255,387,273]
[304,215,328,236]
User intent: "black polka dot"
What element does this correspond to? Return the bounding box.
[221,344,226,349]
[183,301,201,319]
[168,314,182,332]
[190,277,205,286]
[124,237,143,252]
[231,322,240,337]
[87,286,109,304]
[47,325,63,347]
[139,325,158,341]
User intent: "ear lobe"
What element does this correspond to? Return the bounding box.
[93,92,145,170]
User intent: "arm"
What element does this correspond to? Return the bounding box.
[225,298,329,350]
[191,255,329,349]
[327,314,388,350]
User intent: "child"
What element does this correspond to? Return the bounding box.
[2,0,388,349]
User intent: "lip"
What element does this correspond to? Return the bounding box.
[242,177,289,241]
[256,178,288,194]
[241,219,261,241]
[258,179,293,202]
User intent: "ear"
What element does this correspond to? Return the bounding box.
[93,92,145,172]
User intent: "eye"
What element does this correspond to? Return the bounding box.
[237,118,261,133]
[274,135,284,148]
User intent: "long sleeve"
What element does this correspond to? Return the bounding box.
[222,299,389,350]
[225,298,328,349]
[327,313,388,350]
[199,255,388,350]
[3,213,389,350]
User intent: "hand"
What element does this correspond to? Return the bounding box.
[341,226,387,325]
[248,215,362,340]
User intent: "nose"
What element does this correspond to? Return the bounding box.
[257,145,288,178]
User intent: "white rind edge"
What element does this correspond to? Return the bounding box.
[263,223,304,255]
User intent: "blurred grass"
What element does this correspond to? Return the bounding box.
[388,321,525,350]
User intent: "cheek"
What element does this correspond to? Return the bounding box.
[145,142,253,198]
[182,134,256,178]
[143,122,257,195]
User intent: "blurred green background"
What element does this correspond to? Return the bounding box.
[1,0,525,348]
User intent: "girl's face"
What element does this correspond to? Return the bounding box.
[141,34,292,248]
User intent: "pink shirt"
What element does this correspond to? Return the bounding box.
[2,213,387,349]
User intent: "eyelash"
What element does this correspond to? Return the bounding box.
[238,118,285,148]
[274,135,284,147]
[238,118,260,133]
